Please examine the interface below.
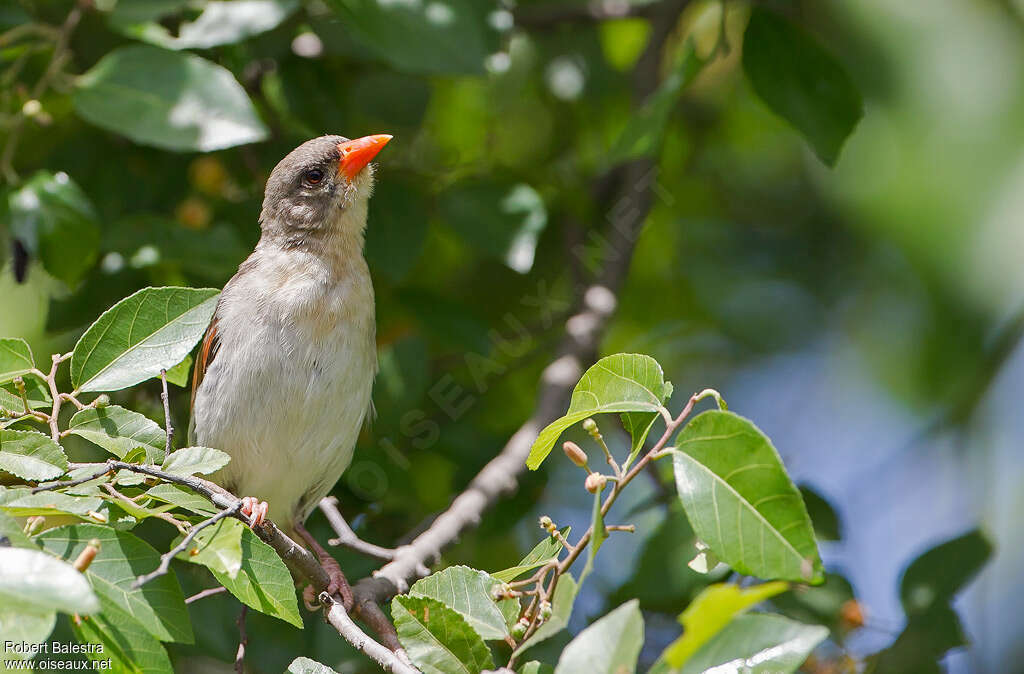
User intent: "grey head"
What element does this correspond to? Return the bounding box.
[258,134,392,242]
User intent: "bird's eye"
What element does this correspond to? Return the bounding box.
[303,168,324,185]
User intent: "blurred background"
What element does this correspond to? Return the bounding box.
[2,0,1021,671]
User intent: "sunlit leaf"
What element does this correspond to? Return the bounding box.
[527,354,670,470]
[37,524,193,643]
[656,581,788,669]
[492,527,568,582]
[554,600,643,674]
[0,337,34,383]
[392,595,494,674]
[108,0,298,50]
[73,46,268,152]
[288,657,340,674]
[144,483,218,516]
[0,547,100,615]
[71,286,219,393]
[0,429,67,480]
[210,526,302,628]
[672,411,823,583]
[163,354,192,387]
[676,613,828,674]
[409,566,514,640]
[742,8,863,166]
[0,374,51,412]
[67,405,166,463]
[0,487,103,517]
[161,446,230,476]
[174,516,243,579]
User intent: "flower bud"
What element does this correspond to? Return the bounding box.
[539,600,552,621]
[511,618,529,640]
[562,441,588,467]
[94,394,111,408]
[584,472,607,494]
[582,418,598,433]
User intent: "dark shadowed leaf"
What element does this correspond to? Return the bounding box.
[71,286,219,393]
[554,600,643,674]
[36,524,193,643]
[4,172,100,286]
[900,529,992,616]
[528,354,670,469]
[365,180,430,282]
[0,429,67,480]
[67,405,166,463]
[742,8,863,165]
[799,485,842,541]
[868,603,966,674]
[324,0,499,75]
[672,411,823,583]
[73,46,268,152]
[392,595,494,674]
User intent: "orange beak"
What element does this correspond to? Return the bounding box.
[338,134,392,181]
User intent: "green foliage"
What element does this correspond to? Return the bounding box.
[392,595,495,674]
[742,8,863,165]
[74,46,269,152]
[106,0,299,50]
[672,411,823,583]
[492,528,568,582]
[527,354,672,469]
[66,405,166,463]
[160,445,230,476]
[0,337,35,382]
[675,613,828,674]
[408,566,516,641]
[0,429,67,480]
[553,600,643,674]
[70,287,219,393]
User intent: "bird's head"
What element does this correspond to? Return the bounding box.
[259,134,392,244]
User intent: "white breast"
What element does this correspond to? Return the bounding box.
[190,245,376,526]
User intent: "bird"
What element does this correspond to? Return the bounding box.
[188,134,392,609]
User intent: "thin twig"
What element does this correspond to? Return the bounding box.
[235,605,248,674]
[101,483,189,534]
[321,593,421,674]
[160,370,173,455]
[33,465,112,493]
[185,586,228,604]
[319,496,397,562]
[133,501,241,589]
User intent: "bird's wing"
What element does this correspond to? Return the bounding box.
[190,315,220,412]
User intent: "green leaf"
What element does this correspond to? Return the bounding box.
[288,657,340,674]
[36,524,193,644]
[392,595,494,674]
[0,487,103,517]
[161,446,230,476]
[609,42,705,164]
[553,600,643,674]
[4,171,101,286]
[518,663,554,674]
[0,606,55,661]
[0,374,51,411]
[492,528,568,582]
[174,516,243,578]
[162,354,192,387]
[143,483,218,516]
[868,603,965,673]
[900,529,992,616]
[108,0,298,50]
[438,182,548,273]
[409,566,513,640]
[210,526,302,628]
[0,547,100,614]
[67,405,166,463]
[513,573,578,657]
[677,613,828,674]
[672,410,823,583]
[0,429,68,480]
[324,0,499,75]
[578,490,607,587]
[72,599,175,674]
[71,286,219,393]
[799,485,842,541]
[0,510,37,548]
[73,45,269,152]
[658,581,789,669]
[0,338,34,383]
[527,354,670,470]
[742,8,863,166]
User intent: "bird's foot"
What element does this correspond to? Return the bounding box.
[239,497,268,527]
[301,559,353,612]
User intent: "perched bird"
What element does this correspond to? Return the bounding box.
[189,134,392,607]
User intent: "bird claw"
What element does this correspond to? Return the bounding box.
[300,562,353,612]
[239,496,269,527]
